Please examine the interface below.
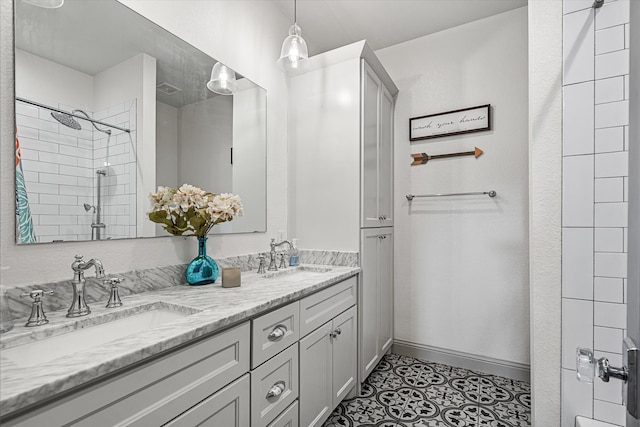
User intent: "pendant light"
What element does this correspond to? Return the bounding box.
[206,62,238,95]
[277,0,309,73]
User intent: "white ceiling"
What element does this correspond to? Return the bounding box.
[274,0,528,56]
[14,0,528,108]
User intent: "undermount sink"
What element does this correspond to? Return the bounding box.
[2,302,197,368]
[262,265,333,279]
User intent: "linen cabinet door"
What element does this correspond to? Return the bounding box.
[361,60,382,228]
[331,306,357,407]
[299,321,333,427]
[378,87,394,227]
[379,229,394,354]
[360,228,380,380]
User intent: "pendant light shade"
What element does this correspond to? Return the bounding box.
[277,0,309,73]
[206,62,237,95]
[22,0,64,8]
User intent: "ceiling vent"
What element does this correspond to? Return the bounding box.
[156,82,182,95]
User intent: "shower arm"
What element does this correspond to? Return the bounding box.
[16,97,131,134]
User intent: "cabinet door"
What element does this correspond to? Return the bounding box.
[251,344,298,427]
[379,229,394,354]
[378,87,394,227]
[331,306,357,407]
[299,321,333,427]
[164,374,250,427]
[360,229,380,380]
[361,60,382,228]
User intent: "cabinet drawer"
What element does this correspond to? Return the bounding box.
[267,400,299,427]
[5,322,250,427]
[299,276,357,337]
[165,374,250,427]
[251,344,299,427]
[252,301,300,368]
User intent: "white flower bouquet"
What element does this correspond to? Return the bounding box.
[148,184,243,237]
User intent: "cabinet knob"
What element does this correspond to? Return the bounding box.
[267,325,287,341]
[330,328,342,339]
[266,381,286,399]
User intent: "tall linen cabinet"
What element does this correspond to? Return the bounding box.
[288,41,398,388]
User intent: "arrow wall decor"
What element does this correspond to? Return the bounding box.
[410,146,483,166]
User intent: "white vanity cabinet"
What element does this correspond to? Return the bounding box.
[360,228,394,380]
[298,278,358,427]
[2,275,359,427]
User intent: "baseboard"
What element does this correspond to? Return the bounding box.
[392,339,531,382]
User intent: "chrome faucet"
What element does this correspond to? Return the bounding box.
[68,255,105,318]
[268,239,291,271]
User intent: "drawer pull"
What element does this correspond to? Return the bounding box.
[267,325,287,341]
[266,381,286,399]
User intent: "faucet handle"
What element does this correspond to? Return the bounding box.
[71,254,84,271]
[20,289,54,327]
[104,278,124,308]
[257,253,267,274]
[20,289,54,301]
[278,253,287,269]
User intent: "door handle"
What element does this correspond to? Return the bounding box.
[577,337,639,419]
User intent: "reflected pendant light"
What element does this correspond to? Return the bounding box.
[207,62,238,95]
[21,0,64,8]
[277,0,309,73]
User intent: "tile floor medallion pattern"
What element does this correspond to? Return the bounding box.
[323,353,531,427]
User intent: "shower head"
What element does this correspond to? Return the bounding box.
[51,109,112,135]
[51,111,82,130]
[83,203,95,213]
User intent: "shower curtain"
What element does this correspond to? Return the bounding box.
[15,133,36,243]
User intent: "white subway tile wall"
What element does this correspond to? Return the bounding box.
[15,97,137,242]
[561,0,629,425]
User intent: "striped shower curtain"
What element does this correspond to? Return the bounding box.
[15,133,36,244]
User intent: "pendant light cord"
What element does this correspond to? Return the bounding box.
[294,0,297,24]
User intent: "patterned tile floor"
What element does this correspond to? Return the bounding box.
[323,353,531,427]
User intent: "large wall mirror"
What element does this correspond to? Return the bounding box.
[14,0,267,244]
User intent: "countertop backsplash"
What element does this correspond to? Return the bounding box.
[2,249,358,321]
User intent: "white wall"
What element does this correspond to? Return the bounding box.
[377,7,529,365]
[232,86,267,234]
[178,95,233,194]
[0,0,290,286]
[561,1,632,425]
[14,49,94,110]
[288,54,362,251]
[528,1,563,425]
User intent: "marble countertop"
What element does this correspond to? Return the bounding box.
[0,264,359,417]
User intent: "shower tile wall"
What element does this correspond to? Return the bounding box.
[561,1,630,426]
[15,98,137,242]
[93,100,137,240]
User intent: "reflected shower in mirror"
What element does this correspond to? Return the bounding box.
[14,0,267,244]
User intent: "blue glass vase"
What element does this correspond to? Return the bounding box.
[186,236,218,285]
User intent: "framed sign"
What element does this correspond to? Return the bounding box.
[409,104,491,141]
